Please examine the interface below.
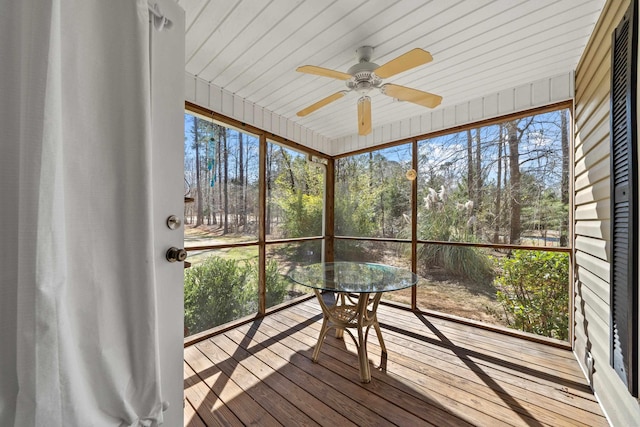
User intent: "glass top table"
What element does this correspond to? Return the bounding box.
[287,262,418,383]
[287,261,418,294]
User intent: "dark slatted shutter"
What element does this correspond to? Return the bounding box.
[610,0,638,397]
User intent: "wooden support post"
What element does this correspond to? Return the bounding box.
[258,134,267,315]
[324,158,335,263]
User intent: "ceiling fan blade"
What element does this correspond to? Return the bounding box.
[374,48,433,79]
[381,84,442,108]
[296,91,347,117]
[358,96,372,136]
[296,65,352,80]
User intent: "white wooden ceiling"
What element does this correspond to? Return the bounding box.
[179,0,605,146]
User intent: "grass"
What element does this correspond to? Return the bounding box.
[186,246,258,266]
[184,224,257,246]
[185,225,258,265]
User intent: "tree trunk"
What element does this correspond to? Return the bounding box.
[266,144,272,235]
[493,124,503,243]
[238,131,245,228]
[475,128,482,212]
[560,110,569,247]
[234,134,239,232]
[466,129,474,202]
[380,192,385,237]
[194,116,203,227]
[223,129,229,234]
[216,128,222,226]
[507,121,521,244]
[206,123,213,226]
[281,147,295,189]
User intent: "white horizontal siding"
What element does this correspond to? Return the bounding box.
[577,266,610,307]
[573,0,640,425]
[576,250,610,282]
[575,235,609,260]
[575,178,610,205]
[575,116,609,162]
[575,157,610,192]
[574,200,610,221]
[575,219,610,242]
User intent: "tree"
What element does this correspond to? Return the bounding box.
[560,110,569,247]
[334,154,381,237]
[466,129,474,205]
[216,125,223,226]
[193,115,204,226]
[475,128,482,212]
[275,157,324,238]
[266,143,274,235]
[507,120,521,244]
[238,131,246,228]
[493,123,504,243]
[222,128,229,234]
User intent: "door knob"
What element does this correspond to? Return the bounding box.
[166,247,187,263]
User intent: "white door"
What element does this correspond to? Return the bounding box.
[149,2,185,425]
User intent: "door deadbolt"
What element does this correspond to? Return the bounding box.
[166,215,182,230]
[166,247,187,263]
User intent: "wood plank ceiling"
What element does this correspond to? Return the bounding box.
[179,0,605,143]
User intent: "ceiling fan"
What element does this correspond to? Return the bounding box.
[295,46,442,136]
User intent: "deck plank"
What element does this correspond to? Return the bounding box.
[258,310,495,426]
[288,303,603,414]
[211,332,350,426]
[236,318,429,426]
[183,396,207,427]
[183,362,242,426]
[276,305,562,426]
[225,328,363,426]
[287,301,607,426]
[196,338,317,427]
[185,345,281,426]
[185,300,608,427]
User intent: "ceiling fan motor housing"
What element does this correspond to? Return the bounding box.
[346,61,382,95]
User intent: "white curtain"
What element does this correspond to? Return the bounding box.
[0,1,165,425]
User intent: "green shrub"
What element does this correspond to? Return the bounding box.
[264,259,289,308]
[417,189,494,283]
[494,250,569,340]
[418,244,493,283]
[184,256,288,335]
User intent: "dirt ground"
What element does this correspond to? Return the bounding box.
[381,268,506,326]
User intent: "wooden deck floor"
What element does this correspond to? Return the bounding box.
[183,299,608,426]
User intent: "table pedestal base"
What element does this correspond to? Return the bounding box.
[312,290,387,383]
